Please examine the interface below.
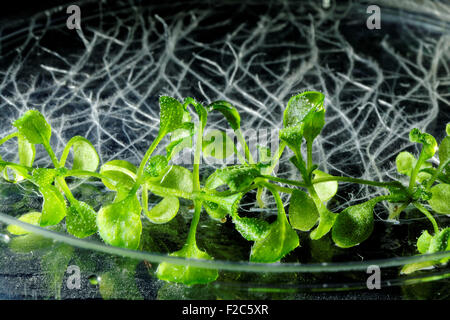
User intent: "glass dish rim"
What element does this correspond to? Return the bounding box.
[1,212,449,274]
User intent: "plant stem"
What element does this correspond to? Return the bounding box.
[0,132,18,146]
[413,202,439,234]
[261,182,287,220]
[306,139,313,171]
[142,184,149,215]
[42,141,61,168]
[186,200,202,246]
[42,140,78,204]
[388,202,410,220]
[56,176,76,203]
[137,133,164,180]
[425,159,450,190]
[235,128,254,164]
[409,150,426,192]
[260,174,403,189]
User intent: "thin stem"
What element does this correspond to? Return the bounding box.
[0,160,33,173]
[260,174,403,189]
[388,202,410,220]
[0,132,18,146]
[186,200,202,246]
[42,141,61,168]
[413,202,439,234]
[136,133,164,180]
[306,139,313,171]
[56,177,76,203]
[64,169,113,182]
[142,184,149,215]
[267,141,286,175]
[193,124,203,191]
[426,159,449,190]
[409,150,426,192]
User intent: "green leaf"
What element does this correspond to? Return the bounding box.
[213,164,261,191]
[159,96,185,136]
[13,110,51,145]
[207,100,241,130]
[417,230,433,254]
[60,136,99,172]
[288,189,319,231]
[438,136,450,169]
[280,91,325,153]
[428,184,450,214]
[395,151,432,182]
[7,211,41,235]
[303,108,325,144]
[446,123,450,136]
[331,198,379,248]
[313,170,338,202]
[279,126,304,152]
[309,207,337,240]
[100,160,137,192]
[145,155,168,178]
[233,216,270,241]
[283,91,324,128]
[250,216,299,263]
[39,185,67,226]
[403,228,450,274]
[166,122,195,160]
[66,200,97,238]
[396,151,416,176]
[17,134,35,178]
[97,195,142,249]
[156,243,219,285]
[409,128,438,160]
[145,196,179,224]
[428,228,450,255]
[202,129,235,159]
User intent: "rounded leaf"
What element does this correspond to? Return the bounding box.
[145,196,179,224]
[233,216,270,241]
[313,170,338,202]
[159,96,184,135]
[66,200,97,238]
[331,200,377,248]
[7,211,41,235]
[60,136,99,172]
[100,160,137,192]
[145,155,168,178]
[396,151,416,176]
[39,185,67,227]
[97,196,142,249]
[416,230,432,254]
[156,165,193,193]
[207,100,241,130]
[156,244,218,285]
[250,217,299,263]
[288,189,319,231]
[13,110,51,145]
